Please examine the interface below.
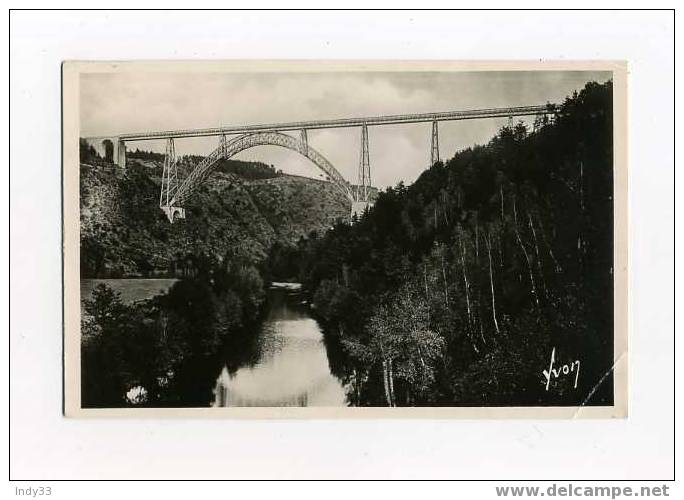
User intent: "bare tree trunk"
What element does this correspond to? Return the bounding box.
[458,234,487,352]
[485,232,500,335]
[441,251,449,309]
[513,196,540,308]
[474,219,480,262]
[423,263,430,323]
[499,186,505,268]
[458,234,478,351]
[474,229,486,344]
[578,160,585,273]
[382,359,392,407]
[579,160,584,212]
[388,359,396,407]
[424,263,429,297]
[536,213,563,273]
[478,309,485,344]
[416,343,427,370]
[528,212,547,299]
[459,235,473,327]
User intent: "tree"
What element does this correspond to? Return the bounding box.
[347,284,445,406]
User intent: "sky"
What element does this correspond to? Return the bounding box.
[81,70,611,189]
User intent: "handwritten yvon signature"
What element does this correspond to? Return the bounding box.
[542,347,580,391]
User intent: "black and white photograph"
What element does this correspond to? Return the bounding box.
[63,61,627,415]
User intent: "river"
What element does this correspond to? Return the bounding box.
[213,283,347,407]
[80,279,347,407]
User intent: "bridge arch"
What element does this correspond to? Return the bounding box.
[171,131,353,207]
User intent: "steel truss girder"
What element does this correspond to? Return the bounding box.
[120,104,556,142]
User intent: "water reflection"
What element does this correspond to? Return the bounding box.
[213,285,347,407]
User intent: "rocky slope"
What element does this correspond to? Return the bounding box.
[246,175,350,243]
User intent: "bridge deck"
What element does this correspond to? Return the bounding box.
[119,104,556,142]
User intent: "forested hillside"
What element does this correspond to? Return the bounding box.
[79,155,349,278]
[287,81,614,406]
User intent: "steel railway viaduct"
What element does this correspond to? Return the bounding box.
[83,104,556,223]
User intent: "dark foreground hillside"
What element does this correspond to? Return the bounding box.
[290,80,614,407]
